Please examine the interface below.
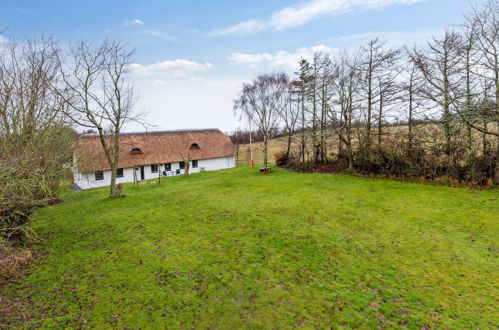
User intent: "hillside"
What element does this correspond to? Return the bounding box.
[235,123,499,165]
[2,167,498,328]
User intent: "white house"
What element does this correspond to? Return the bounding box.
[73,129,236,190]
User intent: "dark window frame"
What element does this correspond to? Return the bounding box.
[116,168,124,178]
[179,161,185,169]
[95,171,104,181]
[151,164,158,173]
[164,163,171,171]
[130,147,143,155]
[192,160,198,168]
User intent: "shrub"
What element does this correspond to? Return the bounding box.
[274,151,289,167]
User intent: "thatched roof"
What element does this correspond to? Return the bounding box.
[76,129,236,172]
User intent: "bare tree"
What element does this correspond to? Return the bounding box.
[402,54,425,155]
[376,58,401,150]
[180,152,192,176]
[317,53,335,163]
[360,39,401,150]
[411,31,463,157]
[234,0,497,185]
[293,59,312,163]
[328,53,361,170]
[59,40,142,197]
[234,73,287,169]
[458,0,499,183]
[277,76,300,160]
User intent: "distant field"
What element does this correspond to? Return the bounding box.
[3,167,498,328]
[236,139,287,164]
[236,124,498,164]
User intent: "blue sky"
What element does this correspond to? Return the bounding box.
[0,0,479,132]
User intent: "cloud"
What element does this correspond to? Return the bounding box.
[210,20,266,36]
[330,29,440,47]
[129,59,213,78]
[5,5,32,15]
[125,19,145,26]
[228,44,337,70]
[130,77,244,132]
[211,0,426,36]
[143,30,177,41]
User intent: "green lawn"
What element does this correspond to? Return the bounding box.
[3,167,498,328]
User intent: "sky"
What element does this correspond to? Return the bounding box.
[0,0,482,133]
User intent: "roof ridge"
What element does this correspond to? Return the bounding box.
[80,128,221,137]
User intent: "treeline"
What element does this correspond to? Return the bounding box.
[234,0,498,185]
[1,36,140,248]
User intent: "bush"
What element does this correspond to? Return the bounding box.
[274,151,289,167]
[286,159,316,172]
[0,126,74,243]
[290,136,497,186]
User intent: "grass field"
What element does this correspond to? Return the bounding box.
[2,166,498,328]
[236,141,286,164]
[235,124,499,164]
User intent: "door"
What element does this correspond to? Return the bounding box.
[140,166,145,180]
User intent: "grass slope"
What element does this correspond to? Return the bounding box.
[3,167,498,328]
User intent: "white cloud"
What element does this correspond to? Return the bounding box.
[129,59,213,78]
[125,19,145,26]
[130,77,244,132]
[330,29,440,47]
[228,44,337,70]
[143,30,177,41]
[0,35,8,44]
[211,0,426,36]
[210,20,266,36]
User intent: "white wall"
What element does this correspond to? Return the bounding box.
[73,156,236,190]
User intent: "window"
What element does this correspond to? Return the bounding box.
[190,143,200,149]
[164,163,171,171]
[95,171,104,181]
[116,168,124,178]
[130,147,143,155]
[151,164,158,173]
[179,161,185,169]
[192,160,198,168]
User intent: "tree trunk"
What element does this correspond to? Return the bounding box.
[466,125,473,159]
[483,122,488,156]
[408,80,413,155]
[286,134,292,159]
[346,142,353,170]
[494,140,499,185]
[110,163,117,197]
[465,47,474,160]
[338,131,343,158]
[443,53,452,157]
[301,93,306,163]
[377,88,383,151]
[263,137,269,168]
[312,94,318,164]
[110,133,120,197]
[366,61,373,150]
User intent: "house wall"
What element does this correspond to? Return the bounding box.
[73,156,236,190]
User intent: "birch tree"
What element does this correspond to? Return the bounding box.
[234,73,287,169]
[59,40,141,197]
